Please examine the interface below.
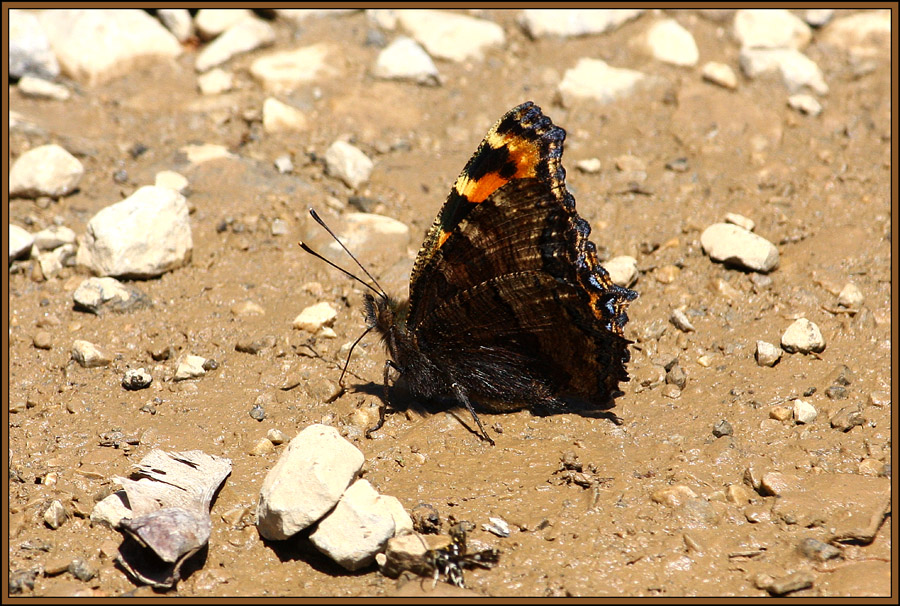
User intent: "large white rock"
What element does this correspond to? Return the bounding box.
[559,58,650,106]
[372,36,439,85]
[195,17,275,72]
[9,225,34,261]
[194,8,252,39]
[9,9,60,80]
[739,47,828,94]
[79,186,192,278]
[700,223,778,273]
[396,10,504,62]
[157,8,194,42]
[249,44,332,91]
[9,144,84,199]
[325,141,374,189]
[644,19,699,66]
[520,9,644,38]
[309,479,397,571]
[733,9,812,49]
[256,424,365,541]
[821,10,891,58]
[781,318,825,354]
[39,9,181,86]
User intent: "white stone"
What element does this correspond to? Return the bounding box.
[180,143,235,164]
[367,9,399,31]
[157,8,194,42]
[38,244,76,279]
[274,155,293,174]
[293,302,338,333]
[520,9,644,38]
[39,9,181,86]
[174,354,208,381]
[194,9,253,39]
[309,479,396,571]
[602,255,639,288]
[197,68,233,95]
[788,93,822,117]
[9,144,84,199]
[73,276,145,314]
[249,44,332,92]
[90,491,131,528]
[793,399,818,424]
[33,225,77,250]
[277,9,357,24]
[781,318,826,354]
[43,500,67,529]
[756,340,782,367]
[154,170,190,194]
[326,212,410,260]
[575,158,602,173]
[195,17,275,72]
[256,424,365,541]
[702,61,738,89]
[72,339,112,368]
[372,36,439,85]
[18,76,70,100]
[821,10,891,58]
[325,141,374,189]
[644,19,699,66]
[396,10,504,62]
[378,494,414,536]
[9,225,34,261]
[700,223,778,273]
[734,9,812,49]
[9,9,60,80]
[262,98,308,133]
[79,186,192,278]
[804,9,834,28]
[724,212,755,232]
[739,48,828,94]
[559,58,650,106]
[837,283,864,308]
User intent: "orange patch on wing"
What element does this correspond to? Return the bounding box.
[456,138,542,204]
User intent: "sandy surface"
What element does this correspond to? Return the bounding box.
[7,9,893,597]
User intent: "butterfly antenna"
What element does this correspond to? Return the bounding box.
[298,240,382,298]
[338,325,374,387]
[305,208,389,299]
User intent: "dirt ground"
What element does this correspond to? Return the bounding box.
[6,9,894,598]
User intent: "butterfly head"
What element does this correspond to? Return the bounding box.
[364,292,409,339]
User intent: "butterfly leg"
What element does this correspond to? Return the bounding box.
[366,360,402,439]
[450,383,495,446]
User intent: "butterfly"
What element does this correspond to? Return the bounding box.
[302,101,637,444]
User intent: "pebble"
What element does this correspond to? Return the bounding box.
[272,156,293,175]
[372,36,440,86]
[9,224,34,261]
[798,537,841,562]
[90,491,130,528]
[250,438,275,456]
[181,143,235,164]
[829,407,865,432]
[396,10,504,62]
[174,354,209,381]
[18,76,70,101]
[792,399,817,424]
[725,484,752,505]
[602,255,638,288]
[788,93,823,117]
[755,340,782,367]
[77,186,192,278]
[654,264,680,284]
[309,479,397,571]
[157,8,194,42]
[380,532,452,578]
[73,277,151,315]
[39,9,181,86]
[324,141,374,189]
[249,404,266,421]
[669,309,695,333]
[756,571,814,595]
[262,97,308,133]
[266,429,286,445]
[857,458,885,476]
[804,9,834,28]
[122,368,152,391]
[197,68,233,95]
[37,244,76,279]
[236,335,276,354]
[759,471,801,497]
[231,301,265,316]
[9,9,60,79]
[326,212,411,260]
[575,158,602,173]
[769,405,793,422]
[867,390,890,408]
[825,385,847,400]
[781,318,825,354]
[256,424,365,541]
[9,144,84,199]
[250,44,331,91]
[71,340,112,368]
[43,500,67,529]
[410,503,442,534]
[558,58,650,106]
[712,419,733,438]
[33,225,77,251]
[195,16,275,72]
[519,9,644,38]
[293,302,338,333]
[701,61,738,89]
[194,8,252,39]
[733,9,812,50]
[643,19,699,66]
[821,10,891,58]
[651,485,697,508]
[33,331,53,350]
[700,223,778,273]
[837,283,864,308]
[68,559,97,582]
[154,170,190,195]
[739,47,828,94]
[724,212,755,232]
[665,364,686,390]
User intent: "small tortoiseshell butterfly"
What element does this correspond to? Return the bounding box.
[302,102,637,444]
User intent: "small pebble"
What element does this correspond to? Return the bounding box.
[829,408,865,432]
[670,308,695,332]
[798,537,841,562]
[701,61,737,89]
[712,419,733,438]
[266,428,286,444]
[122,368,152,391]
[410,503,441,534]
[724,212,755,232]
[792,399,818,424]
[665,364,686,389]
[837,283,864,308]
[249,404,266,421]
[43,500,67,529]
[725,484,752,505]
[651,485,697,508]
[575,158,602,173]
[33,331,52,350]
[482,516,510,538]
[755,340,782,367]
[758,571,815,596]
[250,438,275,456]
[67,559,96,582]
[781,318,826,354]
[274,155,293,174]
[788,94,822,117]
[769,406,792,422]
[825,385,848,400]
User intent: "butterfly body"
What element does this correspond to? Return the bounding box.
[359,102,637,441]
